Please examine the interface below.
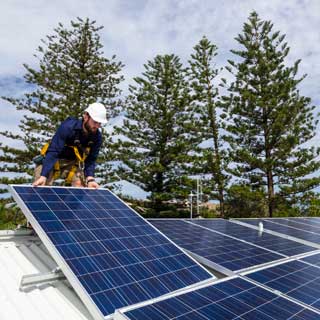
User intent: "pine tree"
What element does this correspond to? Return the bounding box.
[221,11,320,217]
[113,54,196,212]
[0,17,124,191]
[188,36,229,216]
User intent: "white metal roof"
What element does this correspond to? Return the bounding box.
[0,230,93,320]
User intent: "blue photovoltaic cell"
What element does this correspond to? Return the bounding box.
[11,186,212,318]
[123,277,320,320]
[265,218,320,233]
[246,259,320,311]
[237,218,320,245]
[190,219,316,257]
[281,217,320,228]
[149,219,283,272]
[301,253,320,267]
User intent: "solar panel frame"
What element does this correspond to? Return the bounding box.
[148,219,286,275]
[288,217,320,228]
[232,218,320,249]
[116,276,320,320]
[263,218,320,234]
[301,252,320,267]
[242,255,320,313]
[188,219,317,257]
[10,185,213,320]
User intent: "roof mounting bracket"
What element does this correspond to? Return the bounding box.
[19,267,66,290]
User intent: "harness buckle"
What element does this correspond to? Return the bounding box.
[78,161,85,171]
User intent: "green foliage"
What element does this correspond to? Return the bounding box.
[0,200,26,230]
[199,206,220,218]
[117,196,190,218]
[306,193,320,216]
[140,206,191,219]
[221,11,320,216]
[224,184,268,218]
[270,194,301,217]
[0,17,124,190]
[95,128,119,185]
[113,54,197,212]
[188,36,229,216]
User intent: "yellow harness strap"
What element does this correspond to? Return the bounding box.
[41,143,60,180]
[71,146,87,163]
[40,143,49,156]
[40,143,90,185]
[65,165,78,185]
[65,146,90,185]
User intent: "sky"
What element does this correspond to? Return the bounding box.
[0,0,319,197]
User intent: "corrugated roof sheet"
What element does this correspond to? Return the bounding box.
[0,230,93,320]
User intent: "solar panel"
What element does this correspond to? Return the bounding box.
[265,218,320,233]
[10,186,212,319]
[245,258,320,312]
[190,219,317,257]
[236,218,320,246]
[301,252,320,267]
[117,277,320,320]
[149,219,283,274]
[288,217,320,227]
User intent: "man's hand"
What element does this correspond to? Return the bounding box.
[86,177,99,189]
[33,176,47,187]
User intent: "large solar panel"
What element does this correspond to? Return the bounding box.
[189,219,317,256]
[117,277,320,320]
[10,186,212,319]
[149,219,284,274]
[245,258,320,312]
[236,218,320,246]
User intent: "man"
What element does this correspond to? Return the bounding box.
[33,102,107,188]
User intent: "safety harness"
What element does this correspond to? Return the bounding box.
[40,137,91,186]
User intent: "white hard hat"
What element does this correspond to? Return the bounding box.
[85,102,108,124]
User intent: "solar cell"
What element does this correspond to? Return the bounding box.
[301,253,320,267]
[118,277,320,320]
[190,219,317,257]
[10,186,212,319]
[149,219,283,273]
[289,217,320,227]
[246,259,320,311]
[236,218,320,245]
[266,218,320,233]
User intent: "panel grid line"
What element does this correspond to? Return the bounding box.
[188,219,316,257]
[236,218,320,246]
[123,277,319,320]
[246,258,320,312]
[149,219,286,273]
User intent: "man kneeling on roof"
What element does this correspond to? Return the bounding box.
[33,102,107,189]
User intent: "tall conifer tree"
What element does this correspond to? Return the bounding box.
[222,12,320,216]
[0,18,124,191]
[113,54,196,212]
[188,36,229,216]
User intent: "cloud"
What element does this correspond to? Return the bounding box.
[0,0,319,198]
[0,76,30,145]
[0,0,319,134]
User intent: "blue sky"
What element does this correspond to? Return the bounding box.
[0,1,319,189]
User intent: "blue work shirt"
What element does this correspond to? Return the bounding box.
[41,117,102,178]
